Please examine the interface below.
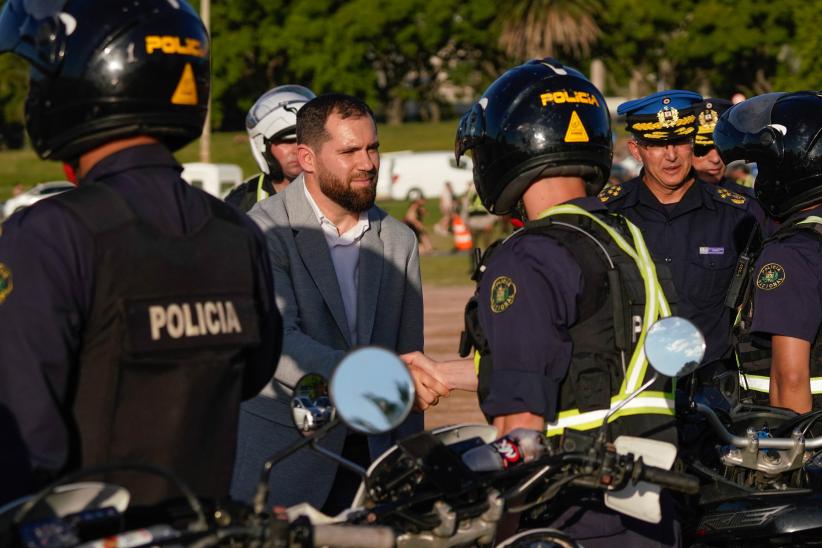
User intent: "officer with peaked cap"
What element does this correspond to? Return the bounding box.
[600,90,763,391]
[692,98,751,193]
[0,0,281,504]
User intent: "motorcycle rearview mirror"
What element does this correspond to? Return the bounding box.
[291,373,335,438]
[643,316,706,378]
[596,316,705,443]
[330,347,415,435]
[253,347,414,514]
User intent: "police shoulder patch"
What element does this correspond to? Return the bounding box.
[756,262,785,291]
[713,185,748,207]
[490,275,517,313]
[598,183,625,203]
[0,263,12,304]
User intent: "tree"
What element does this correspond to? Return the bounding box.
[594,0,694,96]
[773,1,822,91]
[206,0,298,129]
[279,0,500,124]
[0,50,27,149]
[663,0,797,97]
[498,0,602,62]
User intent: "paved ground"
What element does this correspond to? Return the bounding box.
[421,285,486,429]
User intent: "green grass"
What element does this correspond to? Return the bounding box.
[0,121,479,285]
[380,198,476,286]
[0,121,460,199]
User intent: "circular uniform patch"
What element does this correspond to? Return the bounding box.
[0,263,12,304]
[490,276,517,313]
[756,262,786,291]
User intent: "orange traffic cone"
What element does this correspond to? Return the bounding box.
[451,213,473,252]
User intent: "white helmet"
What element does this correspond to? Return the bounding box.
[246,84,316,175]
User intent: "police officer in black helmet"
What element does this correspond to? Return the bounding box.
[716,91,822,414]
[0,0,281,504]
[404,59,679,546]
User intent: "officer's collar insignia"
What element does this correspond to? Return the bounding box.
[490,275,517,313]
[657,105,679,128]
[715,186,747,205]
[598,183,624,203]
[0,263,12,305]
[756,263,785,291]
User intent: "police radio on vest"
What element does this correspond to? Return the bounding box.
[149,301,243,341]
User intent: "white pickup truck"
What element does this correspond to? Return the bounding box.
[180,163,243,199]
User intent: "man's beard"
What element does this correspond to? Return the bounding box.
[317,163,377,213]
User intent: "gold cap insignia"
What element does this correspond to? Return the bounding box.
[657,106,679,128]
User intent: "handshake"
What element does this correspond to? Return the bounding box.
[400,352,477,411]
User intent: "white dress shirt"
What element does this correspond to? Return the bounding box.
[303,184,370,345]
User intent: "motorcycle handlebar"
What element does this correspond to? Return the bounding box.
[694,403,822,449]
[312,524,395,548]
[638,463,699,495]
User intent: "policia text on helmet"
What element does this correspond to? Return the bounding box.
[0,0,281,505]
[404,58,678,544]
[0,0,210,166]
[455,59,612,216]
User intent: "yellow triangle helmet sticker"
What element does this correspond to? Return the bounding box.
[564,110,589,143]
[171,63,198,105]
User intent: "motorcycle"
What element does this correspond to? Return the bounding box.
[676,369,822,545]
[0,319,701,547]
[284,317,702,547]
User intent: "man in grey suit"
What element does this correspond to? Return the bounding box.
[230,94,449,512]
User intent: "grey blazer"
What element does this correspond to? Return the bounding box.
[230,176,424,508]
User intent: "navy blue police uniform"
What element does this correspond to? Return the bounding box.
[605,91,764,368]
[601,177,761,365]
[741,206,822,405]
[476,197,680,548]
[0,144,281,503]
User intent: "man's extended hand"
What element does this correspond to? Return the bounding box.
[401,351,450,411]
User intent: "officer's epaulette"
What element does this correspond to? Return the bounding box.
[708,183,749,209]
[598,182,627,204]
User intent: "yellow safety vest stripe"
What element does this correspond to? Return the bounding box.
[545,391,675,436]
[537,205,671,395]
[739,373,822,394]
[256,173,270,203]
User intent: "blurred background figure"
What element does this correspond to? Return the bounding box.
[727,161,756,189]
[435,181,458,236]
[464,183,498,251]
[692,98,748,192]
[404,190,433,254]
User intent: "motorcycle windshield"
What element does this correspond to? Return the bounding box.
[0,0,68,69]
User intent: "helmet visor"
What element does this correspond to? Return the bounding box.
[715,93,788,164]
[454,100,485,163]
[0,0,69,72]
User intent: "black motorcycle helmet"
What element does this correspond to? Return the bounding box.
[714,91,822,219]
[0,0,210,161]
[455,58,612,215]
